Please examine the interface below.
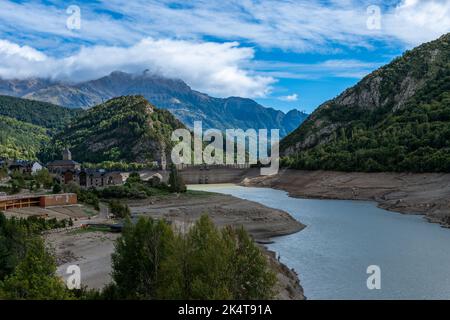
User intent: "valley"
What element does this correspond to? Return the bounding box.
[0,30,449,301]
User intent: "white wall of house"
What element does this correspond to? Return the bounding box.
[31,162,43,174]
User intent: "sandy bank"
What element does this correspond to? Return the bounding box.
[127,192,305,241]
[242,169,450,226]
[46,191,305,300]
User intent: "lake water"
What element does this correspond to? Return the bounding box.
[188,184,450,300]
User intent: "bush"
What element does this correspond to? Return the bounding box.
[108,200,131,219]
[76,189,100,210]
[52,183,62,194]
[168,164,186,193]
[126,172,141,184]
[34,169,53,189]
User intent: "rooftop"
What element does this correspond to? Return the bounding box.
[47,160,80,166]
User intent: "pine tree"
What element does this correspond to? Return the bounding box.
[168,164,186,193]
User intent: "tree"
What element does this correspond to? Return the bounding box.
[0,165,7,180]
[168,164,186,193]
[158,216,276,300]
[108,215,276,300]
[0,237,73,300]
[108,200,131,219]
[34,168,53,189]
[111,217,174,299]
[159,215,232,299]
[0,213,28,280]
[52,183,62,194]
[126,172,141,184]
[222,226,276,299]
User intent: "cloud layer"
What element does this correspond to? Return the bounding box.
[0,0,448,99]
[1,0,448,52]
[0,38,275,98]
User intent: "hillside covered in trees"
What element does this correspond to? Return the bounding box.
[39,96,186,164]
[281,33,450,173]
[0,96,81,160]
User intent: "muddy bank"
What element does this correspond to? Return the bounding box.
[127,192,305,241]
[46,191,305,300]
[242,169,450,226]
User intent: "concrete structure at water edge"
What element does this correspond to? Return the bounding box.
[138,164,261,185]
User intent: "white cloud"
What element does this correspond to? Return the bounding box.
[0,0,448,54]
[279,94,299,102]
[0,40,46,61]
[0,0,448,99]
[252,59,385,80]
[0,38,274,98]
[384,0,450,45]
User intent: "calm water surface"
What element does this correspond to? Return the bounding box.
[189,184,450,299]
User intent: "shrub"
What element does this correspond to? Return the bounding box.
[52,183,62,194]
[168,164,186,193]
[108,200,131,219]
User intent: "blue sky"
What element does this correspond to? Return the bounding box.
[0,0,449,113]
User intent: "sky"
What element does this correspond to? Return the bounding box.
[0,0,449,113]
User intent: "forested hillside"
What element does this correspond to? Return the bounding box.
[0,116,50,160]
[282,33,450,173]
[0,95,81,132]
[39,95,186,164]
[0,96,81,160]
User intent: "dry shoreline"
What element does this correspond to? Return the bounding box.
[46,191,306,300]
[242,169,450,226]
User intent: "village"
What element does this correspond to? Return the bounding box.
[0,148,259,221]
[0,148,151,190]
[0,149,303,300]
[0,148,170,221]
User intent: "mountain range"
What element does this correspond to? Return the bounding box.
[0,71,307,137]
[281,33,450,173]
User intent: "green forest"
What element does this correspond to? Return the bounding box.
[282,33,450,173]
[0,116,50,160]
[38,95,185,164]
[0,95,81,160]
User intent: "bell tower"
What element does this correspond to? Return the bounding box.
[63,148,72,161]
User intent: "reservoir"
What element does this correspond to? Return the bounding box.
[189,184,450,299]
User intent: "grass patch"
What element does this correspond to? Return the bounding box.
[185,190,216,197]
[69,225,111,235]
[83,208,97,217]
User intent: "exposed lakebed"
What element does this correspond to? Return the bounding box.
[189,184,450,299]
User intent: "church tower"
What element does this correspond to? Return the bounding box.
[62,148,72,161]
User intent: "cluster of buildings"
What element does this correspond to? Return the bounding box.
[46,149,125,188]
[1,149,126,188]
[0,159,43,175]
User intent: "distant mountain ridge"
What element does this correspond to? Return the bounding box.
[0,71,307,137]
